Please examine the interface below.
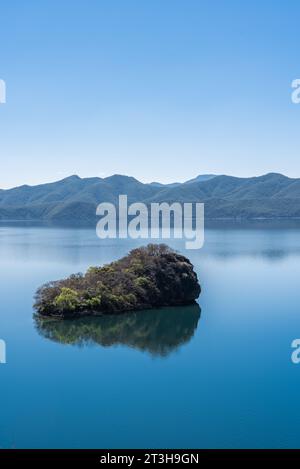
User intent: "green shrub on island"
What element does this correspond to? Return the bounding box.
[34,244,201,318]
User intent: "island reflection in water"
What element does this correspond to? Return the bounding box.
[34,303,201,357]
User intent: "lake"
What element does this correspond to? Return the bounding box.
[0,223,300,448]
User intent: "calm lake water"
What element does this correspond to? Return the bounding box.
[1,223,300,448]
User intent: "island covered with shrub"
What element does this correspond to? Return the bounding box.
[34,244,201,318]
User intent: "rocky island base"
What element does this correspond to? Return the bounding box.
[34,244,201,318]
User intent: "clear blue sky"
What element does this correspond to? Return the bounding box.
[0,0,299,188]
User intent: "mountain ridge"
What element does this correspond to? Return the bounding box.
[1,172,300,222]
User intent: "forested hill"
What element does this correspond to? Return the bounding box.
[1,172,300,222]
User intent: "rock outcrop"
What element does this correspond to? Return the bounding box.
[34,244,201,318]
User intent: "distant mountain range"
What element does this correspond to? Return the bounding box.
[1,173,300,223]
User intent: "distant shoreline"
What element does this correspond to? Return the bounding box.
[2,217,300,230]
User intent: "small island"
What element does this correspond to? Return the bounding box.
[34,244,201,318]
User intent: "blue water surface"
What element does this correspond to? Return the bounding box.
[0,223,300,448]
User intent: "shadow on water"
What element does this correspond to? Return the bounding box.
[34,303,201,357]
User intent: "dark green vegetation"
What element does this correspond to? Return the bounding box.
[1,172,300,222]
[34,304,201,357]
[34,244,201,318]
